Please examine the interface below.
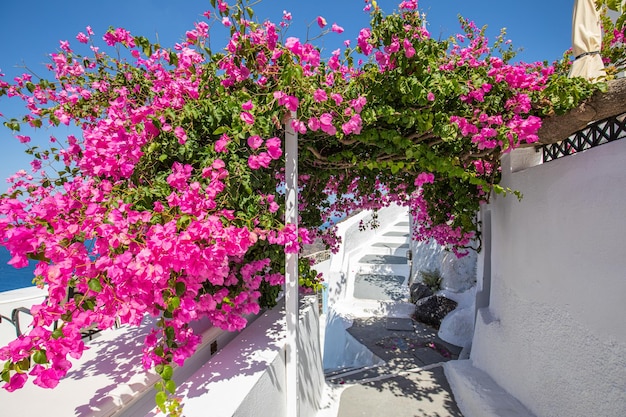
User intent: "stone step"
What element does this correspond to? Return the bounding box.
[382,231,410,238]
[357,254,408,265]
[444,360,537,417]
[366,242,411,256]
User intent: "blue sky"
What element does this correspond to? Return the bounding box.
[0,0,573,190]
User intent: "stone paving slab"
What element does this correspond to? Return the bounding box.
[336,366,464,417]
[386,317,415,331]
[331,316,464,416]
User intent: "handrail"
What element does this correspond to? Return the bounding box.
[0,306,32,338]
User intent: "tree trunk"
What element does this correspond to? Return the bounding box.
[537,78,626,144]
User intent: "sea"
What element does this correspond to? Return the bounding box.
[0,247,37,293]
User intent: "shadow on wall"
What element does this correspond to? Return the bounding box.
[296,298,325,417]
[322,309,383,372]
[409,238,446,284]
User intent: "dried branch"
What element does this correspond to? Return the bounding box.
[538,78,626,144]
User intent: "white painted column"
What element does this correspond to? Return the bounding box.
[284,113,299,417]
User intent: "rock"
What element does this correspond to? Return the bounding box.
[440,251,477,293]
[409,282,433,304]
[413,295,458,329]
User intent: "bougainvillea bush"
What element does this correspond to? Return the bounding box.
[0,0,609,414]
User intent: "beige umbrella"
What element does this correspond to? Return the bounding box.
[569,0,606,81]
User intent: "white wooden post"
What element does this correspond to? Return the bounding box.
[284,112,299,417]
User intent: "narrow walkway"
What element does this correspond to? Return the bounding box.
[326,215,464,417]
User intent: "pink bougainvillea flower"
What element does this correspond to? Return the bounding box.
[174,126,187,145]
[240,112,255,125]
[266,137,282,159]
[399,0,418,10]
[221,17,231,27]
[242,100,254,110]
[403,38,416,58]
[16,135,31,143]
[218,1,228,13]
[248,155,261,170]
[330,92,343,105]
[357,28,373,56]
[4,373,28,392]
[76,32,89,43]
[313,89,327,102]
[342,114,363,135]
[351,96,367,113]
[317,16,327,28]
[290,119,306,134]
[331,23,344,34]
[247,135,263,150]
[308,117,320,131]
[285,37,302,55]
[414,172,435,187]
[286,96,299,112]
[427,92,435,102]
[319,113,337,135]
[215,133,230,153]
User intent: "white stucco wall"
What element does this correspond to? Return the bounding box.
[471,140,626,417]
[154,296,325,417]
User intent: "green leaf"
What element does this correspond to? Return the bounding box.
[165,379,176,394]
[88,279,103,292]
[3,120,20,132]
[165,326,175,341]
[169,51,178,67]
[15,358,30,373]
[33,350,48,365]
[160,365,174,380]
[167,296,180,312]
[155,391,168,412]
[175,282,186,297]
[213,126,228,135]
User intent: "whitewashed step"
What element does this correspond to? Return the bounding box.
[444,360,536,417]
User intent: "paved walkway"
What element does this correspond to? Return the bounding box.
[328,317,463,417]
[325,213,465,417]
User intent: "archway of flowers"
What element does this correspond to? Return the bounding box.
[0,0,622,414]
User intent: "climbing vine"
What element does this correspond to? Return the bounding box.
[0,0,619,414]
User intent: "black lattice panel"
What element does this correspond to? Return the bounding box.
[542,114,626,162]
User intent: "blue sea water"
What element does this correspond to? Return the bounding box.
[0,247,37,292]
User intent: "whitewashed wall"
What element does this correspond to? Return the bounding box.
[471,140,626,417]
